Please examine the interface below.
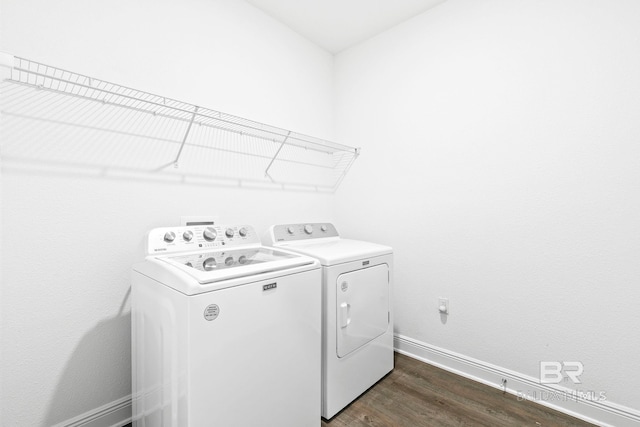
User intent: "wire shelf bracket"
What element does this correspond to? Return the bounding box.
[155,105,199,171]
[0,52,360,192]
[264,130,292,182]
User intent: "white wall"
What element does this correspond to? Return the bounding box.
[334,0,640,420]
[4,0,640,425]
[0,0,335,425]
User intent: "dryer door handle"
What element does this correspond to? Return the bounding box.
[340,302,351,328]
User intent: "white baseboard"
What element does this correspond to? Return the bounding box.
[394,334,640,427]
[52,395,131,427]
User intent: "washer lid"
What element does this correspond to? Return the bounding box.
[157,247,314,284]
[279,239,392,266]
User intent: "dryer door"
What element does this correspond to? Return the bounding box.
[336,264,389,358]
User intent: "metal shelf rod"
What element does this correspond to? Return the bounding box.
[10,65,355,154]
[8,78,344,156]
[1,53,360,192]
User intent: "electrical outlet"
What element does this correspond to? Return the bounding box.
[438,297,449,314]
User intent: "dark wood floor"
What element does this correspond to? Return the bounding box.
[123,352,597,426]
[322,352,597,427]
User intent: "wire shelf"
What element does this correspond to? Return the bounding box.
[0,53,359,191]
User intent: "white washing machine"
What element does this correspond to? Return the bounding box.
[264,223,393,419]
[132,224,321,427]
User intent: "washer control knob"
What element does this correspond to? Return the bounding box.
[164,231,176,243]
[238,227,248,237]
[321,225,328,232]
[203,257,216,271]
[225,228,234,238]
[183,230,194,241]
[203,227,217,242]
[287,226,295,234]
[304,224,313,235]
[225,256,234,266]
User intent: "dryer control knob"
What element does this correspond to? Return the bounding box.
[304,224,313,234]
[183,230,194,241]
[238,227,248,237]
[287,226,295,234]
[203,227,217,242]
[164,231,176,242]
[225,228,234,238]
[321,225,328,232]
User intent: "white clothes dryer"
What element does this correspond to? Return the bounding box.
[264,223,393,419]
[132,224,321,427]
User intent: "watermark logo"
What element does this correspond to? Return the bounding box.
[539,361,583,384]
[517,390,607,403]
[515,361,606,403]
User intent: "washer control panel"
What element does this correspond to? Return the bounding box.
[147,224,258,254]
[272,223,339,242]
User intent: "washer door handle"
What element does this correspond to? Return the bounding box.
[340,302,351,328]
